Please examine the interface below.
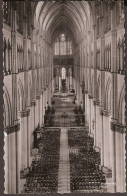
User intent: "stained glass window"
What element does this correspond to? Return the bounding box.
[54,34,72,55]
[62,67,66,79]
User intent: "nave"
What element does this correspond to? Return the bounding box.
[3,1,125,193]
[23,92,107,193]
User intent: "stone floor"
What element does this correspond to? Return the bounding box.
[58,128,70,193]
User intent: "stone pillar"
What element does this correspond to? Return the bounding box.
[26,110,31,167]
[16,125,21,193]
[59,76,61,91]
[5,122,20,194]
[103,110,111,168]
[36,94,40,125]
[8,134,12,193]
[110,3,117,190]
[110,121,117,192]
[30,101,36,149]
[94,100,101,149]
[39,93,43,125]
[70,75,72,90]
[88,94,93,134]
[35,99,38,127]
[100,109,104,166]
[93,100,97,147]
[111,122,125,192]
[11,132,16,193]
[20,110,30,169]
[31,100,36,129]
[84,91,88,124]
[41,92,44,125]
[4,133,8,193]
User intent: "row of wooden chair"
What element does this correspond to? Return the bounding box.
[68,129,106,192]
[24,129,60,193]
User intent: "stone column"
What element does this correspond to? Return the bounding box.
[94,100,101,150]
[93,100,97,147]
[110,2,117,192]
[36,94,41,124]
[84,91,88,124]
[88,94,93,134]
[110,121,118,192]
[5,123,20,194]
[103,110,111,168]
[4,132,8,193]
[39,93,43,125]
[31,100,36,129]
[59,75,61,91]
[70,75,72,90]
[35,98,39,127]
[11,132,16,193]
[41,92,44,125]
[20,110,29,169]
[15,123,21,193]
[30,101,36,149]
[100,109,104,166]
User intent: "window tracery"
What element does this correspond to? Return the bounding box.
[54,34,72,55]
[117,37,125,74]
[28,49,32,70]
[96,49,100,69]
[3,38,12,75]
[117,0,124,24]
[104,45,111,72]
[16,2,23,34]
[17,45,23,72]
[3,1,11,25]
[105,2,111,33]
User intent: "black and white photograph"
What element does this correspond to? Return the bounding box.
[3,0,126,194]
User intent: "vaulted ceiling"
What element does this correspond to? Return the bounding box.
[33,1,95,45]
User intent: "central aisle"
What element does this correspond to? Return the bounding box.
[58,128,70,193]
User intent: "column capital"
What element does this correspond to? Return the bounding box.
[100,108,103,116]
[20,109,30,118]
[93,24,96,30]
[103,110,111,117]
[31,100,36,107]
[40,90,44,94]
[88,94,93,99]
[110,122,125,134]
[93,99,100,106]
[36,94,40,100]
[99,108,111,117]
[84,90,88,94]
[5,123,20,135]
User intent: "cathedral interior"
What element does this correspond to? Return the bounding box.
[3,0,126,194]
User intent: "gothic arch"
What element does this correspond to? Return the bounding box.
[96,75,100,101]
[28,75,32,104]
[118,85,125,125]
[18,79,24,111]
[91,75,94,97]
[4,87,12,126]
[105,77,112,110]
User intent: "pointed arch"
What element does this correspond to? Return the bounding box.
[118,85,125,125]
[105,77,112,110]
[96,74,100,101]
[4,86,12,126]
[28,75,32,104]
[91,75,94,97]
[17,79,24,111]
